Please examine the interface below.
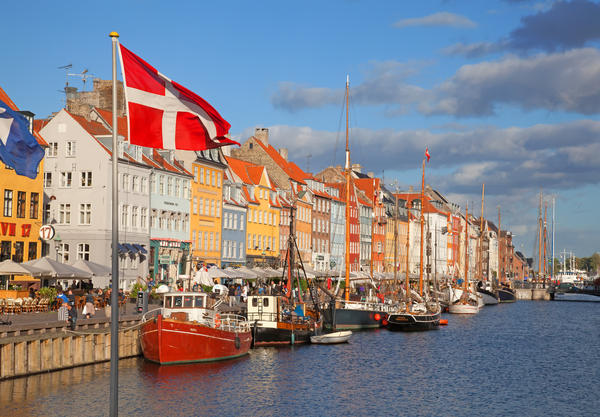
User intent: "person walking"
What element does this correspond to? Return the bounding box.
[66,302,77,330]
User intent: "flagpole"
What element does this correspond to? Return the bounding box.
[109,30,120,417]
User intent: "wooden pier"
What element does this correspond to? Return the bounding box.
[0,316,142,380]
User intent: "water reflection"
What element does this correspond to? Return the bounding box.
[0,302,598,416]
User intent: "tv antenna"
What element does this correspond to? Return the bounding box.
[67,68,93,91]
[58,64,72,88]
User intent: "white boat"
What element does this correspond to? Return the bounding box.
[310,330,352,344]
[448,303,479,314]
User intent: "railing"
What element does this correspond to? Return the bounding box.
[215,313,250,332]
[338,299,398,312]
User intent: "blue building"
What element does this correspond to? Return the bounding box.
[220,166,247,268]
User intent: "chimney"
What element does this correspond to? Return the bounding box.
[254,128,269,146]
[351,163,361,173]
[279,148,288,161]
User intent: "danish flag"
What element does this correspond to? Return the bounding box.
[118,44,239,150]
[425,147,431,162]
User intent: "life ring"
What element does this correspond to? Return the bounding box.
[215,313,221,328]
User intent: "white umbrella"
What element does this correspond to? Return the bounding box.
[236,266,259,279]
[71,259,111,276]
[0,259,44,276]
[207,266,231,279]
[23,257,93,279]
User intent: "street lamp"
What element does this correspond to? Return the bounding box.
[54,234,62,262]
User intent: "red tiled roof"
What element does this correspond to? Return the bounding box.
[242,185,259,204]
[252,138,307,185]
[0,86,49,146]
[68,112,112,136]
[95,108,128,140]
[225,155,262,185]
[152,149,180,173]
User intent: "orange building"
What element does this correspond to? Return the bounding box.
[0,87,47,286]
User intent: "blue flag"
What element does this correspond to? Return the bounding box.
[0,99,44,179]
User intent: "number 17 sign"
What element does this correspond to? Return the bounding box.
[39,224,56,241]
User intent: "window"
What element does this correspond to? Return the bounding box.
[0,241,10,261]
[16,192,26,218]
[141,177,148,194]
[121,205,129,228]
[193,197,198,214]
[209,232,213,251]
[80,171,93,187]
[141,207,147,229]
[215,233,219,251]
[199,168,204,184]
[199,198,204,215]
[65,141,76,157]
[150,176,156,194]
[131,206,138,228]
[57,243,69,263]
[175,179,181,198]
[239,242,244,258]
[194,166,199,182]
[205,169,210,185]
[183,182,189,199]
[59,203,71,224]
[44,172,52,187]
[44,203,50,223]
[151,210,157,229]
[132,176,139,192]
[259,211,263,224]
[12,241,24,263]
[204,232,208,250]
[159,175,165,195]
[122,173,129,190]
[239,214,244,230]
[210,200,215,217]
[79,203,92,225]
[77,243,90,260]
[130,256,138,269]
[46,142,58,157]
[27,242,37,261]
[60,172,72,187]
[167,177,173,196]
[217,172,221,187]
[192,231,196,250]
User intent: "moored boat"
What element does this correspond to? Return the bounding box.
[477,281,499,305]
[385,302,441,331]
[497,286,516,303]
[247,295,319,346]
[140,292,252,365]
[310,330,352,344]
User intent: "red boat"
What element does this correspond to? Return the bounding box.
[140,292,252,365]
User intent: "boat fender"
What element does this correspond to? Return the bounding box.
[440,319,448,325]
[374,313,381,321]
[235,334,241,350]
[291,332,295,345]
[215,313,221,328]
[382,319,388,326]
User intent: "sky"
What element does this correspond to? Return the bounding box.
[2,0,600,260]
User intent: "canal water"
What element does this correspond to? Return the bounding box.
[1,300,598,416]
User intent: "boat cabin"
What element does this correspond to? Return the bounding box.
[247,295,308,327]
[161,292,212,322]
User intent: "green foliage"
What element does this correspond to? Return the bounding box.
[38,287,57,300]
[129,282,148,299]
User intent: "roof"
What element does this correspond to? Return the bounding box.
[225,155,265,186]
[252,137,307,185]
[68,112,112,136]
[94,108,129,140]
[0,86,49,147]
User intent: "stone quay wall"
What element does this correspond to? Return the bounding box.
[0,317,142,380]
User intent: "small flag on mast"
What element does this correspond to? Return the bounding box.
[0,100,44,179]
[118,43,239,151]
[425,147,431,162]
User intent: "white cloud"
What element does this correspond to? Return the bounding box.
[394,12,477,29]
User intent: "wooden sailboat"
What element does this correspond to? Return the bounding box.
[248,196,321,346]
[448,203,480,314]
[475,184,499,305]
[385,153,441,331]
[323,76,396,331]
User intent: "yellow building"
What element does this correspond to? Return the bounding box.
[226,156,280,267]
[0,87,46,272]
[188,150,227,266]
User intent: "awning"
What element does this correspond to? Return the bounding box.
[133,244,148,254]
[117,244,127,254]
[122,243,138,254]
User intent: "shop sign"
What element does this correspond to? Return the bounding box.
[1,222,32,238]
[39,224,55,241]
[159,240,181,248]
[158,255,171,264]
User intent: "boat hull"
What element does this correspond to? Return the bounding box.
[497,287,517,303]
[311,331,352,344]
[448,303,479,314]
[385,311,441,331]
[477,288,499,305]
[324,307,384,330]
[251,321,313,347]
[140,315,252,365]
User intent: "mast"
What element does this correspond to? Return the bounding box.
[344,76,351,302]
[419,159,425,296]
[498,206,502,285]
[370,178,375,278]
[478,184,485,281]
[538,190,543,280]
[543,201,548,279]
[551,196,555,281]
[405,204,411,311]
[393,188,399,298]
[464,203,469,294]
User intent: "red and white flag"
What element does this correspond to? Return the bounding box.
[425,147,431,162]
[118,44,239,150]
